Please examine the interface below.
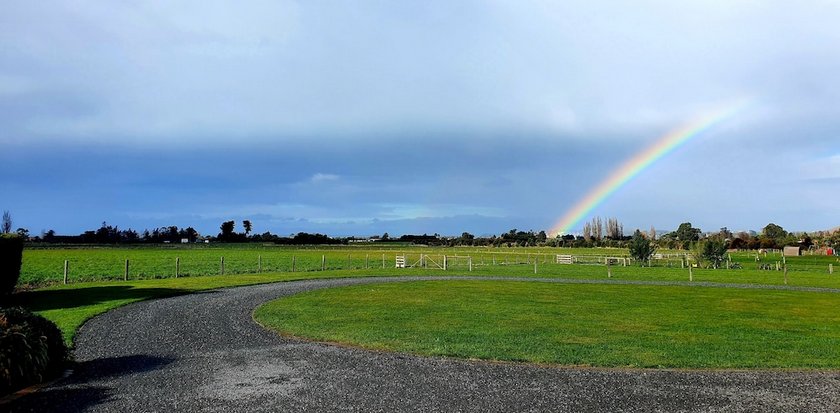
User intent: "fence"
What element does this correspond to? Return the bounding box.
[21,248,840,285]
[25,251,405,284]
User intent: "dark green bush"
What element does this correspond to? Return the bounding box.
[0,234,24,297]
[0,307,68,396]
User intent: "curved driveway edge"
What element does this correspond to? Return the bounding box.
[9,276,840,412]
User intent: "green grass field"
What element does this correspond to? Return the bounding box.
[19,244,840,286]
[255,280,840,368]
[21,244,573,284]
[11,244,840,366]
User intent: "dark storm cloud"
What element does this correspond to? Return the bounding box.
[2,1,839,235]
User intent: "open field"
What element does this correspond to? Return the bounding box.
[19,244,840,286]
[255,279,840,368]
[12,244,840,355]
[20,244,648,284]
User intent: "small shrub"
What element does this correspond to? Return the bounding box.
[691,240,728,269]
[0,307,68,396]
[701,240,728,269]
[0,234,24,297]
[627,230,656,265]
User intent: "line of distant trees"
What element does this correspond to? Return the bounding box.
[37,223,201,245]
[30,221,344,246]
[9,213,840,250]
[652,222,829,251]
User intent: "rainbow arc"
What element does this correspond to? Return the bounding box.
[549,99,752,237]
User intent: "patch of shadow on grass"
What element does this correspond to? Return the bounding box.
[8,286,191,312]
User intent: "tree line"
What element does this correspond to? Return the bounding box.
[6,212,839,251]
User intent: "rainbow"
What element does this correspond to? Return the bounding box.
[549,98,752,236]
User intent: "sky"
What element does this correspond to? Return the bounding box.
[1,1,839,237]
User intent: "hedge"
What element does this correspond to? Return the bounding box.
[0,234,23,297]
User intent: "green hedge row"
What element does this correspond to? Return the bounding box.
[0,234,23,298]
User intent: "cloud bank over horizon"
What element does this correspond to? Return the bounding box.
[1,1,838,236]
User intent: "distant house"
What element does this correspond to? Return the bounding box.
[783,246,801,257]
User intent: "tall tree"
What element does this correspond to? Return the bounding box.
[582,222,592,242]
[673,222,701,249]
[762,223,787,240]
[180,227,199,243]
[606,217,623,239]
[166,226,179,242]
[594,217,603,240]
[219,221,235,241]
[760,223,787,249]
[2,211,11,234]
[243,220,252,236]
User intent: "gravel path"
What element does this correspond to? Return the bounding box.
[8,276,840,412]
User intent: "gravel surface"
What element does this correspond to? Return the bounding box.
[8,276,840,412]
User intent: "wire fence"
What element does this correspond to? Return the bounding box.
[20,248,839,285]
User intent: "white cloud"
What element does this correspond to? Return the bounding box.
[309,173,339,183]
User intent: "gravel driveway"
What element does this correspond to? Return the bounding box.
[8,276,840,412]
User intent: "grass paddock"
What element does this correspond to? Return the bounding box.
[255,279,840,368]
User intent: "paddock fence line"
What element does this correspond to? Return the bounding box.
[21,249,840,285]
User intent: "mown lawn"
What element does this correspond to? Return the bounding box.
[255,280,840,368]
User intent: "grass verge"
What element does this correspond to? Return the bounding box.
[254,279,840,368]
